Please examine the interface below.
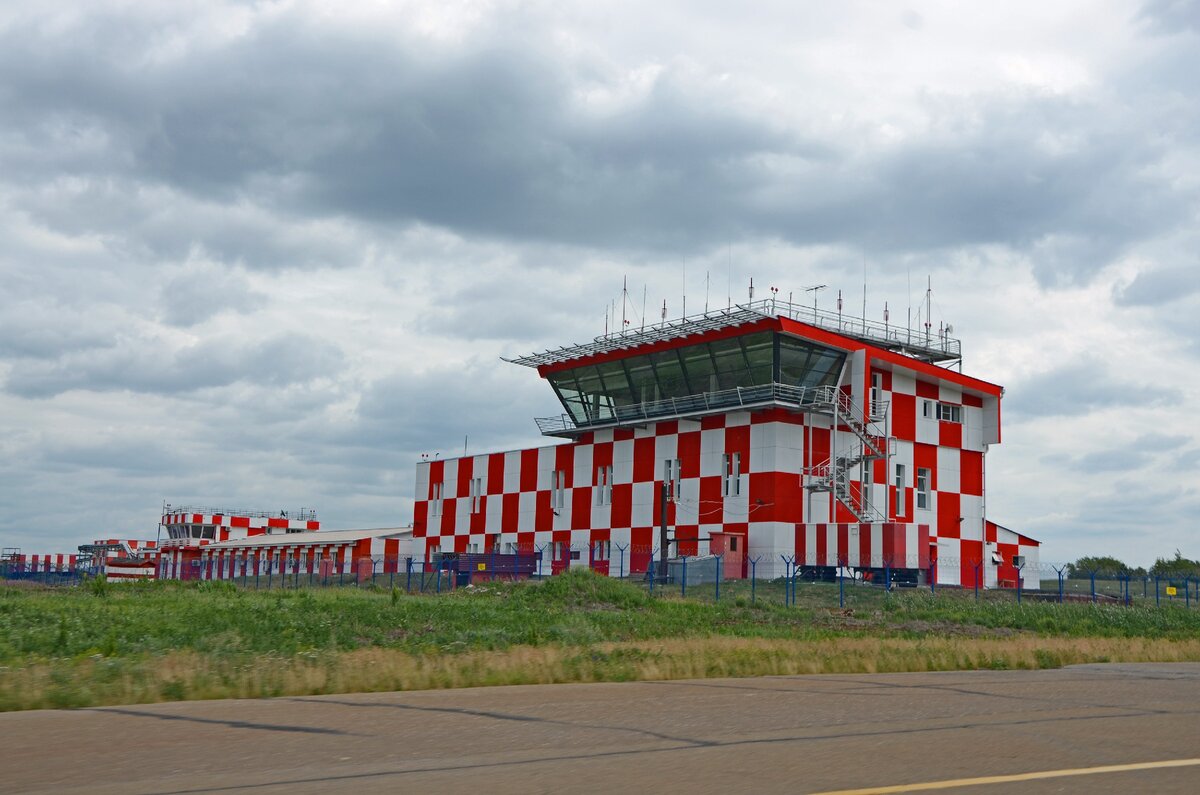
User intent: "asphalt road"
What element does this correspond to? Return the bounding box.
[3,663,1199,794]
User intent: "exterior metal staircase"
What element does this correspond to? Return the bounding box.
[806,390,890,523]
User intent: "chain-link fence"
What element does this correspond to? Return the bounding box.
[5,548,1199,613]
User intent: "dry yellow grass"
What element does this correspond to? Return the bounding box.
[6,635,1200,712]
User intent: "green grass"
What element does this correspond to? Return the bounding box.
[2,571,1199,711]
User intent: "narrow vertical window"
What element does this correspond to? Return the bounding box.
[916,467,931,510]
[469,477,483,514]
[431,482,443,517]
[594,465,613,506]
[552,469,566,510]
[723,452,742,497]
[664,458,682,501]
[895,464,906,516]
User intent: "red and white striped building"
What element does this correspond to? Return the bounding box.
[157,507,320,580]
[413,298,1040,588]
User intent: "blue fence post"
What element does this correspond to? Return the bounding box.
[615,543,628,579]
[680,556,688,598]
[930,557,936,595]
[1187,577,1192,609]
[1154,574,1160,606]
[750,556,760,604]
[405,557,412,593]
[884,555,892,593]
[838,557,846,609]
[1016,562,1025,604]
[649,547,658,595]
[1089,569,1097,603]
[973,560,981,602]
[781,555,796,606]
[534,544,545,580]
[714,554,722,603]
[1053,565,1066,604]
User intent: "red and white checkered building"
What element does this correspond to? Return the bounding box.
[157,507,320,580]
[413,299,1039,588]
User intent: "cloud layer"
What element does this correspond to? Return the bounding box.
[2,0,1198,566]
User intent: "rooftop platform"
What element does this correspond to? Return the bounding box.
[505,298,961,370]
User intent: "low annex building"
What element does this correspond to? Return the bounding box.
[413,297,1040,588]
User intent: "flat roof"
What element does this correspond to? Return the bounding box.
[505,299,961,369]
[202,527,411,550]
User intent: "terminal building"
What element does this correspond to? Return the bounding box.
[413,297,1039,588]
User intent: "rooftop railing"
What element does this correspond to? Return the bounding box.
[162,506,318,522]
[507,299,961,369]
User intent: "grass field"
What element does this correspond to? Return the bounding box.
[2,570,1200,711]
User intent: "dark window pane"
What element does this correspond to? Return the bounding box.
[624,355,659,404]
[710,336,752,389]
[548,371,588,424]
[595,359,636,406]
[679,343,718,393]
[573,366,615,421]
[741,332,774,384]
[779,335,845,390]
[651,349,690,396]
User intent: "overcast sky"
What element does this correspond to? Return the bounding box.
[2,0,1198,567]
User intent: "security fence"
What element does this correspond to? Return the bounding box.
[4,549,1199,612]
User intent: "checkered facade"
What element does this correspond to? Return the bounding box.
[415,315,1039,585]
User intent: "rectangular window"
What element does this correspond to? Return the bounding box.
[916,467,931,510]
[871,372,884,420]
[431,482,443,517]
[938,403,962,423]
[723,452,742,497]
[592,540,610,561]
[469,477,483,514]
[552,470,566,510]
[921,399,934,419]
[663,458,682,501]
[504,542,517,554]
[594,464,613,506]
[895,464,906,516]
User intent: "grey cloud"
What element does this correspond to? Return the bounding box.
[1047,432,1189,472]
[1113,265,1200,306]
[0,6,1190,279]
[3,332,342,398]
[157,263,266,328]
[1006,359,1177,418]
[1138,0,1200,34]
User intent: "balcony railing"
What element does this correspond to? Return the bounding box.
[536,382,849,435]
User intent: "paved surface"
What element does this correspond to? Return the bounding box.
[2,663,1199,794]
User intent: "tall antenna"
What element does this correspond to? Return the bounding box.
[925,275,932,345]
[682,260,687,318]
[661,299,667,324]
[621,275,628,332]
[726,244,732,310]
[906,266,912,346]
[705,270,710,314]
[748,277,754,302]
[641,284,647,331]
[862,255,867,335]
